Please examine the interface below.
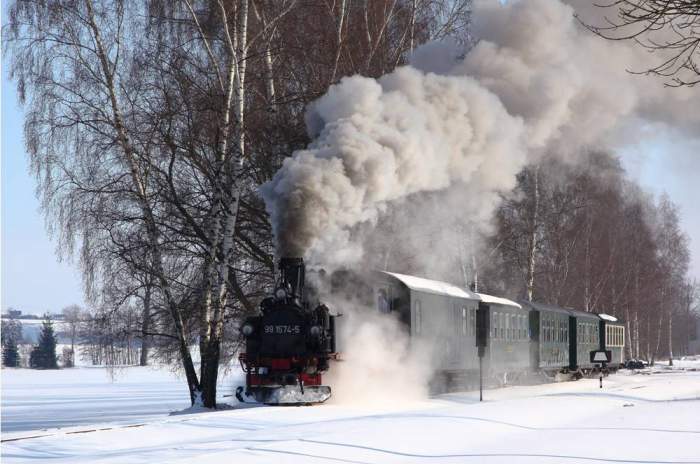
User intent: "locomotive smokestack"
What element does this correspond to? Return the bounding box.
[279,257,306,301]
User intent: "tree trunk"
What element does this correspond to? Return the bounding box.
[526,165,540,302]
[668,306,673,366]
[653,311,663,365]
[140,283,151,367]
[199,339,221,409]
[331,0,347,82]
[624,305,632,360]
[633,312,640,359]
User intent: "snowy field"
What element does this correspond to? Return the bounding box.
[2,360,699,463]
[1,366,242,433]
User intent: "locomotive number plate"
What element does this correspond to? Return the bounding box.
[264,325,301,334]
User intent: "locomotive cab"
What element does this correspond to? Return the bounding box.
[237,257,337,405]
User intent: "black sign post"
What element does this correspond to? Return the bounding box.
[476,302,489,402]
[590,350,612,388]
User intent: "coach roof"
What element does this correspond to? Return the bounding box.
[380,271,479,300]
[477,293,522,309]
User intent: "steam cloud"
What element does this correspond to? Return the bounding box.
[262,0,699,269]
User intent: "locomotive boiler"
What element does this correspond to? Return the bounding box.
[236,258,337,405]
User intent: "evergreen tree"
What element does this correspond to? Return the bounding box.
[2,318,23,368]
[3,337,20,367]
[30,315,58,369]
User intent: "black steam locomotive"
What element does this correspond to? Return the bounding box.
[237,258,337,405]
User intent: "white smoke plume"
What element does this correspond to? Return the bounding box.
[324,300,433,406]
[262,0,699,270]
[262,68,526,267]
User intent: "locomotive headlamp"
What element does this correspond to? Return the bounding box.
[309,325,322,336]
[241,323,255,336]
[274,287,287,300]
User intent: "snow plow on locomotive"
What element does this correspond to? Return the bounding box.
[237,258,337,405]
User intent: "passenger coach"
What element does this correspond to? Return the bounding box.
[332,270,626,392]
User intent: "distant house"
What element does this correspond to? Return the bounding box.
[8,309,22,318]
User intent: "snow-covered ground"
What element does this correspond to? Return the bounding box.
[1,366,242,433]
[2,360,699,463]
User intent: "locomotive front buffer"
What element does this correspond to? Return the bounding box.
[237,258,337,405]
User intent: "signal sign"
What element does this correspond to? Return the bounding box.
[590,350,612,363]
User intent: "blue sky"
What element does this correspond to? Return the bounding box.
[2,67,86,315]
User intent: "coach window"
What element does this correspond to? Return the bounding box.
[561,320,566,343]
[495,312,500,339]
[561,320,565,343]
[500,313,506,339]
[559,319,563,343]
[556,319,561,343]
[461,307,468,336]
[470,309,476,336]
[543,318,548,343]
[414,300,422,335]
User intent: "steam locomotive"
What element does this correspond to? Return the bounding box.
[236,258,337,405]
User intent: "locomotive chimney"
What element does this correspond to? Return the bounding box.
[279,257,305,300]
